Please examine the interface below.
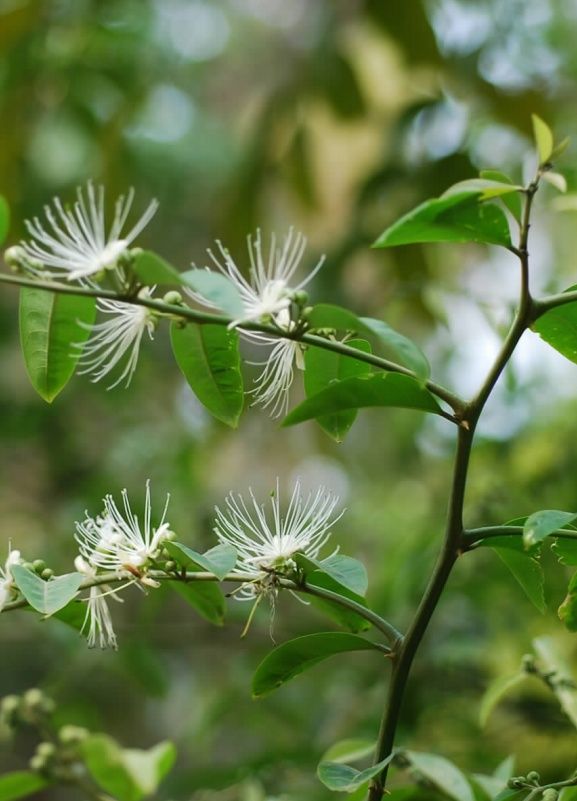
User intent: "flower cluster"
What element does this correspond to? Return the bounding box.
[0,548,22,612]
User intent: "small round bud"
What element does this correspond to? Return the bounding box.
[164,560,176,572]
[542,790,559,801]
[1,695,20,724]
[32,560,46,574]
[59,724,89,744]
[164,529,177,542]
[163,290,183,305]
[36,741,56,759]
[527,771,540,783]
[41,568,54,581]
[23,689,44,709]
[29,754,46,773]
[507,778,525,789]
[301,305,313,320]
[4,246,26,269]
[293,290,309,306]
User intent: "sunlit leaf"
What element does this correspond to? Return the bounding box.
[0,772,50,801]
[542,171,567,192]
[19,289,96,402]
[532,114,554,164]
[181,269,244,319]
[405,751,474,801]
[11,566,83,616]
[480,170,522,221]
[321,739,375,765]
[523,510,577,549]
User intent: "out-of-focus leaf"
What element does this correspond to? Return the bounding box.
[284,373,441,427]
[523,510,577,549]
[317,753,394,793]
[19,289,96,402]
[0,195,10,246]
[373,191,512,248]
[171,323,243,427]
[404,751,474,801]
[542,172,567,192]
[479,673,526,726]
[11,566,83,616]
[532,114,554,163]
[0,772,50,801]
[533,637,577,728]
[252,633,381,697]
[133,250,182,285]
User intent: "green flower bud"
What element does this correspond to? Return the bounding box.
[293,290,309,307]
[542,790,559,801]
[163,290,183,305]
[32,560,46,574]
[164,560,176,572]
[165,529,177,541]
[527,771,540,783]
[41,568,54,581]
[4,246,26,268]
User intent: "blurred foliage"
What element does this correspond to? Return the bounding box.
[3,0,577,799]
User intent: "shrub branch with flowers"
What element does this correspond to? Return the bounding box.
[3,116,577,801]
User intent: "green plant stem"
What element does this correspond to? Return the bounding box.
[2,569,400,647]
[523,773,577,801]
[367,178,541,801]
[0,271,463,414]
[463,525,577,549]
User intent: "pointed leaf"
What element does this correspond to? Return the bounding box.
[252,632,381,697]
[166,541,237,580]
[171,581,225,626]
[303,565,372,632]
[532,114,554,164]
[523,510,577,549]
[542,171,567,193]
[133,250,182,285]
[19,289,97,402]
[480,170,522,221]
[488,538,546,613]
[11,566,83,616]
[0,772,50,801]
[171,323,243,427]
[532,288,577,367]
[405,751,474,801]
[479,673,526,726]
[319,555,368,596]
[121,741,176,795]
[0,196,10,247]
[304,338,372,441]
[181,269,244,319]
[443,179,523,200]
[373,191,512,249]
[321,739,376,765]
[317,753,395,793]
[283,373,441,428]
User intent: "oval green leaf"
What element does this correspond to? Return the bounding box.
[133,250,182,285]
[0,772,50,801]
[252,632,381,697]
[523,510,577,549]
[532,292,577,366]
[181,269,244,319]
[405,751,474,801]
[488,537,546,613]
[317,753,395,793]
[11,566,83,616]
[532,114,554,164]
[283,373,441,428]
[165,541,237,581]
[171,322,243,427]
[19,289,97,402]
[373,191,512,249]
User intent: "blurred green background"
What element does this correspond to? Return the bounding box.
[2,0,577,798]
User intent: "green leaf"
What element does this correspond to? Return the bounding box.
[19,289,97,402]
[523,510,577,549]
[133,250,182,285]
[405,751,474,801]
[532,290,577,366]
[0,195,10,247]
[318,555,368,596]
[488,537,546,613]
[317,753,395,793]
[373,191,512,249]
[542,171,567,193]
[321,739,375,765]
[443,179,523,200]
[532,114,554,164]
[533,637,577,729]
[307,304,430,380]
[305,570,371,633]
[82,735,176,801]
[170,581,225,626]
[11,566,83,616]
[181,269,244,319]
[283,373,442,428]
[252,632,381,697]
[552,538,577,565]
[479,170,522,221]
[304,338,372,441]
[479,673,526,727]
[165,541,237,581]
[171,323,243,427]
[0,772,50,801]
[558,578,577,632]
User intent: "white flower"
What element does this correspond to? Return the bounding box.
[20,182,158,282]
[76,287,157,389]
[214,480,342,599]
[74,556,119,650]
[246,335,303,418]
[0,548,21,612]
[75,482,171,577]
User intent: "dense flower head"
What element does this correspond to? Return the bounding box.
[75,482,171,576]
[18,182,158,282]
[76,288,157,389]
[0,548,21,612]
[213,479,343,599]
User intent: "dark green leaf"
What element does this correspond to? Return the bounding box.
[252,632,381,697]
[165,541,237,581]
[318,555,368,596]
[305,570,371,633]
[405,751,474,801]
[552,538,577,565]
[532,292,577,366]
[304,338,372,441]
[133,250,182,285]
[0,772,50,801]
[19,289,96,402]
[317,753,394,793]
[523,510,577,549]
[283,373,441,428]
[487,537,546,613]
[11,566,83,616]
[0,196,10,247]
[373,191,512,248]
[181,269,244,319]
[171,323,243,427]
[170,581,225,626]
[307,304,430,380]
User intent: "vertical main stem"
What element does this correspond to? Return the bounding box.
[367,426,474,801]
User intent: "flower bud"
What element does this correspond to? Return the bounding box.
[41,569,54,581]
[542,790,559,801]
[164,560,176,572]
[32,560,46,574]
[22,562,35,572]
[4,246,26,269]
[293,290,309,307]
[522,654,536,673]
[29,754,48,773]
[527,771,540,783]
[163,290,183,305]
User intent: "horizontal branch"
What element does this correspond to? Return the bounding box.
[0,271,464,415]
[533,290,577,319]
[463,525,577,548]
[2,568,402,647]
